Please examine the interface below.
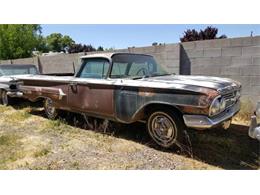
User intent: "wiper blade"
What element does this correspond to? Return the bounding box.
[132,75,149,80]
[149,73,173,77]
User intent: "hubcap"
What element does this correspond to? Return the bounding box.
[45,98,56,116]
[1,91,8,105]
[149,113,177,146]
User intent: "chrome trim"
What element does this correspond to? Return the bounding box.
[209,95,221,117]
[183,101,240,129]
[6,91,23,97]
[58,89,66,100]
[248,115,260,141]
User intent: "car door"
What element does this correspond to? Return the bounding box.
[68,58,115,118]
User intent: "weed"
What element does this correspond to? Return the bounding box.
[34,148,50,158]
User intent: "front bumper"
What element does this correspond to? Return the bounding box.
[183,101,240,129]
[6,91,23,97]
[248,115,260,141]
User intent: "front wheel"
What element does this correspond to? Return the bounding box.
[0,90,9,105]
[147,109,184,149]
[43,98,58,119]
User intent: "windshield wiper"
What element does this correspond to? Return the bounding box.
[132,75,149,80]
[132,73,174,80]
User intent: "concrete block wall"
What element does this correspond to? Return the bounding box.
[0,36,259,104]
[180,36,260,103]
[126,44,180,74]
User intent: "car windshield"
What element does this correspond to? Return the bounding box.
[111,54,169,79]
[0,66,38,76]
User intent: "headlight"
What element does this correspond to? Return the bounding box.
[209,96,226,116]
[256,102,260,117]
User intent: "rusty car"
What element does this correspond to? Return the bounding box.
[0,64,38,105]
[249,101,260,141]
[14,53,241,148]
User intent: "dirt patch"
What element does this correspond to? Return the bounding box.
[0,104,259,170]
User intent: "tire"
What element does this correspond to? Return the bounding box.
[43,98,58,119]
[147,108,184,149]
[0,90,9,106]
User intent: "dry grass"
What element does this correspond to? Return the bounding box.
[0,104,259,170]
[233,98,255,126]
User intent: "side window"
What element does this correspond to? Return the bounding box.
[79,59,109,79]
[111,63,128,78]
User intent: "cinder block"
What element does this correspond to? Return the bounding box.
[250,76,260,86]
[195,39,231,49]
[165,59,180,68]
[203,48,221,57]
[222,47,242,56]
[130,47,146,54]
[230,37,253,47]
[228,75,251,86]
[211,56,232,66]
[231,56,252,66]
[253,57,260,65]
[191,57,231,67]
[166,67,179,74]
[166,50,180,59]
[220,67,241,76]
[142,46,156,53]
[40,54,75,74]
[185,49,204,58]
[252,36,260,45]
[181,42,196,50]
[164,43,180,52]
[116,49,128,52]
[12,57,34,65]
[242,46,260,56]
[192,57,212,66]
[191,65,221,75]
[0,59,12,64]
[250,86,260,95]
[241,65,260,76]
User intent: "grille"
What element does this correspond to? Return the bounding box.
[222,90,238,108]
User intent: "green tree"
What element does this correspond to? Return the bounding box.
[46,33,75,52]
[0,24,42,60]
[97,46,104,51]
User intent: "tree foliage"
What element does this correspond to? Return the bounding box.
[68,44,96,53]
[180,26,227,42]
[0,24,42,60]
[97,46,104,51]
[46,33,75,52]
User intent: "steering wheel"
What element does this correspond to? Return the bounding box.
[136,68,148,76]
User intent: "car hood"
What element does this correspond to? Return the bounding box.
[142,75,241,94]
[0,76,18,83]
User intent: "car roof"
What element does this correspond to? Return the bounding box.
[80,52,153,60]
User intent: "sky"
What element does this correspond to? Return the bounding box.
[41,24,260,49]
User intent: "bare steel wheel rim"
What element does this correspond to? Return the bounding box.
[148,112,177,147]
[44,98,56,117]
[1,91,8,105]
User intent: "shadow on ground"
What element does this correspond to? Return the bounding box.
[12,100,260,170]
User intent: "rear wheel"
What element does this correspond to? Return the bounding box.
[43,98,58,119]
[147,109,184,149]
[0,90,9,105]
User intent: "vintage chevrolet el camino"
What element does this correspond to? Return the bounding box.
[14,53,241,148]
[0,64,38,105]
